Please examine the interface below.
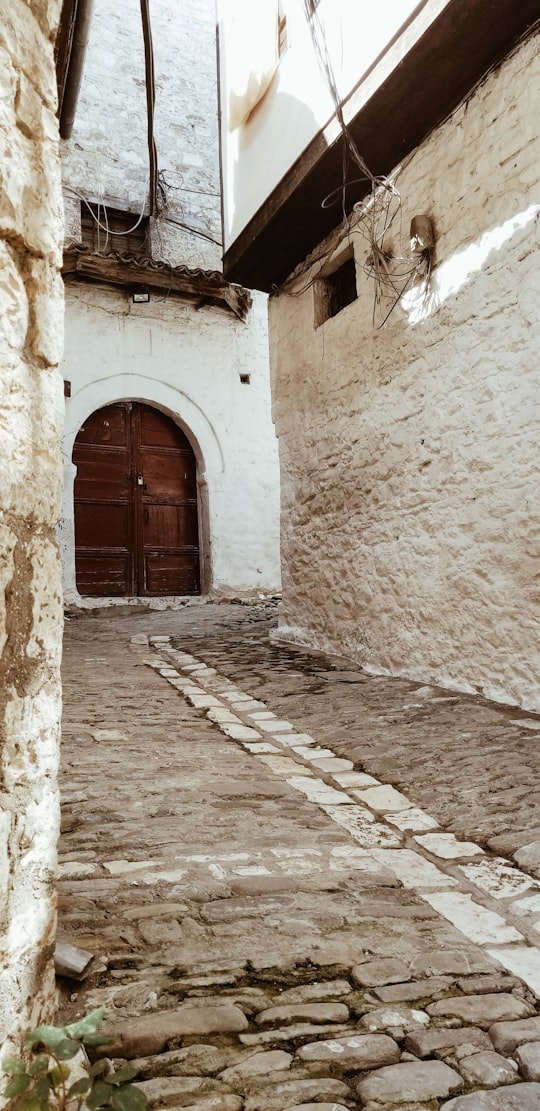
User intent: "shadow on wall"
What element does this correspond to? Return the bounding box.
[231,89,326,254]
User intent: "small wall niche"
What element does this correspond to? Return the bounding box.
[314,252,358,327]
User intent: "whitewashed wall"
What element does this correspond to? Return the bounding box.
[0,0,64,1055]
[60,285,280,599]
[270,32,540,711]
[60,0,281,599]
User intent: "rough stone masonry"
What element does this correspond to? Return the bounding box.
[0,0,64,1055]
[55,602,540,1111]
[269,29,540,714]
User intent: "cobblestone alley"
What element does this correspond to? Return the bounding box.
[57,601,540,1110]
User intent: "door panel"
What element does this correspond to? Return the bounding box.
[144,554,200,595]
[133,405,199,595]
[75,503,130,548]
[141,453,197,499]
[73,404,134,595]
[75,405,129,446]
[73,455,131,500]
[143,504,199,548]
[73,402,200,596]
[75,554,132,597]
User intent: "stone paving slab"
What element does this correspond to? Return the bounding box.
[55,604,540,1111]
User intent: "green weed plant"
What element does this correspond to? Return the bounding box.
[2,1008,147,1111]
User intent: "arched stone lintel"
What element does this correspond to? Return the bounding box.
[63,374,225,477]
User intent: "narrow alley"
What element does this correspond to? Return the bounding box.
[56,602,540,1110]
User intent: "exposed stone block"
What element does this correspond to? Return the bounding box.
[356,1059,463,1104]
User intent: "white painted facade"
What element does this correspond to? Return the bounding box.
[60,284,279,600]
[268,31,540,711]
[60,0,281,601]
[218,0,446,248]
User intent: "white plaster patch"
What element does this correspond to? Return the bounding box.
[293,746,335,759]
[186,693,223,708]
[92,729,127,742]
[139,869,187,883]
[242,741,280,753]
[310,757,354,773]
[460,859,536,900]
[414,833,485,859]
[278,733,318,747]
[423,891,524,945]
[169,680,202,693]
[220,723,263,741]
[371,848,456,888]
[352,784,413,813]
[487,945,540,998]
[331,772,381,788]
[222,691,255,703]
[329,848,396,877]
[232,700,267,711]
[513,893,540,916]
[206,708,241,723]
[386,808,439,832]
[257,755,312,777]
[103,859,159,875]
[57,862,99,879]
[209,863,227,880]
[287,779,353,805]
[256,719,295,733]
[322,806,401,847]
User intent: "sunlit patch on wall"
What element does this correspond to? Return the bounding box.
[402,203,539,325]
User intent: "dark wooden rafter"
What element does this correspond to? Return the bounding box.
[62,245,253,320]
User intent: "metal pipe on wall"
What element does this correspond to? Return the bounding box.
[59,0,95,140]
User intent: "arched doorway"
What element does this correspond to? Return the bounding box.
[73,402,200,596]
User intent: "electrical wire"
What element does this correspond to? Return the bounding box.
[140,0,159,216]
[274,5,432,324]
[64,186,222,249]
[161,214,222,247]
[65,186,149,239]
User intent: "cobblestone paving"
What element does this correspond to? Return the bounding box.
[57,603,540,1110]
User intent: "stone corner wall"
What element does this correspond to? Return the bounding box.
[270,30,540,712]
[0,0,64,1059]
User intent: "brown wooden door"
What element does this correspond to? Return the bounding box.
[73,402,200,596]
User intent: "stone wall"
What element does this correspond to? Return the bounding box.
[0,0,64,1054]
[270,32,540,712]
[61,0,223,271]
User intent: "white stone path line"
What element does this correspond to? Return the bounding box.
[139,636,540,999]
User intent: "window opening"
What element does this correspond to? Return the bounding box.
[80,202,149,256]
[314,255,358,326]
